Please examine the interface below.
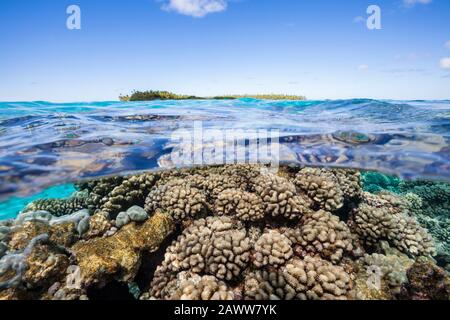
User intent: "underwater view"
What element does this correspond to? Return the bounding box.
[0,99,449,300]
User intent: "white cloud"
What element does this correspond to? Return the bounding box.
[445,41,450,50]
[403,0,432,7]
[357,64,369,71]
[162,0,228,18]
[440,58,450,69]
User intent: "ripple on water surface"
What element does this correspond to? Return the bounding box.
[0,99,449,202]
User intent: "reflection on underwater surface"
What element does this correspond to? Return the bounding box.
[0,164,448,300]
[0,99,449,202]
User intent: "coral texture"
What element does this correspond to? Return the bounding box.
[0,164,444,301]
[142,271,234,300]
[253,230,293,268]
[150,216,251,292]
[24,197,87,217]
[145,179,207,222]
[254,173,312,219]
[214,188,264,222]
[348,192,435,257]
[244,256,352,300]
[285,210,359,263]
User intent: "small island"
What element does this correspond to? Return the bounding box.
[119,90,306,101]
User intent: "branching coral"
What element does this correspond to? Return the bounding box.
[244,256,353,300]
[285,210,359,263]
[149,216,251,298]
[99,173,158,218]
[214,164,263,190]
[399,181,450,217]
[144,271,234,300]
[0,242,7,259]
[214,188,264,222]
[294,168,344,212]
[253,230,293,268]
[254,173,312,219]
[145,179,207,222]
[334,169,362,199]
[361,175,450,258]
[348,192,435,257]
[400,259,450,300]
[23,197,87,217]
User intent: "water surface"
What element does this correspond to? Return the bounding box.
[0,99,449,203]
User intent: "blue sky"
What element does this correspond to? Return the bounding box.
[0,0,449,101]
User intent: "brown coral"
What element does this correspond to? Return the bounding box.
[145,179,207,222]
[254,173,312,219]
[214,188,264,222]
[9,221,77,250]
[150,216,251,297]
[253,230,293,268]
[349,192,435,257]
[99,173,158,217]
[23,244,70,290]
[244,256,353,300]
[294,168,344,211]
[285,210,358,263]
[147,271,234,300]
[83,213,111,239]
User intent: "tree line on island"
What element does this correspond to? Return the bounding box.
[119,90,306,101]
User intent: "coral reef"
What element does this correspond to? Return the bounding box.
[285,210,360,263]
[348,192,435,257]
[144,179,208,222]
[253,230,293,268]
[0,164,445,301]
[399,259,450,300]
[24,197,87,217]
[361,171,401,194]
[149,216,251,289]
[294,168,344,211]
[142,271,234,300]
[361,171,450,261]
[352,244,414,300]
[119,90,306,102]
[99,173,158,218]
[72,211,173,287]
[0,234,53,291]
[399,181,450,218]
[75,176,124,211]
[254,172,312,219]
[214,188,265,222]
[244,256,353,300]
